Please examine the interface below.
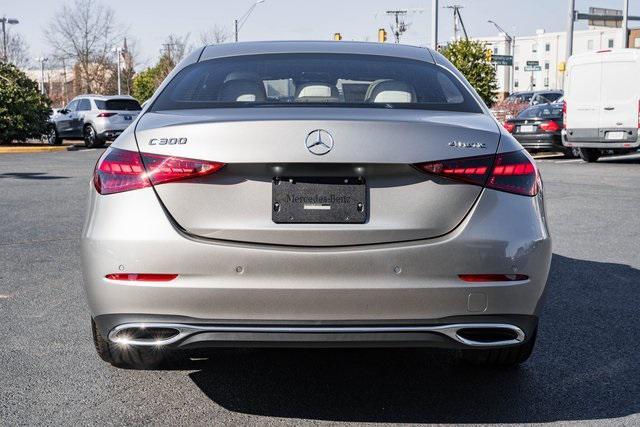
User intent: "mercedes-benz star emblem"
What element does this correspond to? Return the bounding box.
[305,129,334,155]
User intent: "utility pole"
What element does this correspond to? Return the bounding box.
[622,0,629,48]
[386,10,408,44]
[1,16,20,63]
[566,0,575,59]
[431,0,438,49]
[35,57,48,95]
[112,46,125,95]
[234,19,239,42]
[61,57,68,104]
[445,5,468,41]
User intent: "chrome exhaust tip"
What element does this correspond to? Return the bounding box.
[108,322,526,348]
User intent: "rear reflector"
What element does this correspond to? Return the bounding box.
[105,274,178,282]
[93,148,225,195]
[414,150,540,197]
[459,274,529,282]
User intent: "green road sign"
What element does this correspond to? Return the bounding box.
[491,55,513,66]
[524,65,542,72]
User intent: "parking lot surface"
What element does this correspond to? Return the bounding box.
[1,150,639,425]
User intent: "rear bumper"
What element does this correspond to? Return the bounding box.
[515,134,564,151]
[563,128,640,148]
[81,185,552,349]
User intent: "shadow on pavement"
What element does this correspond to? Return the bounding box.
[180,254,639,423]
[0,172,70,180]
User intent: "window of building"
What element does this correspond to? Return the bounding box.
[608,39,615,48]
[544,61,550,70]
[532,43,538,53]
[544,77,549,87]
[545,43,551,52]
[515,62,519,71]
[635,38,640,48]
[514,80,519,88]
[587,39,594,50]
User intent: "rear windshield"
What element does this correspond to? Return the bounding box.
[95,99,141,111]
[150,53,483,113]
[517,105,563,119]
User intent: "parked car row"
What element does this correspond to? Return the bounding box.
[499,49,639,162]
[48,95,142,148]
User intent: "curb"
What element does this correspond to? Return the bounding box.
[0,146,70,154]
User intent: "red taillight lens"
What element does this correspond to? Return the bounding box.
[97,112,118,118]
[93,148,150,195]
[93,148,225,195]
[141,152,225,186]
[539,120,561,132]
[414,150,540,197]
[459,274,529,283]
[487,150,540,196]
[414,154,494,186]
[503,122,516,133]
[105,273,178,282]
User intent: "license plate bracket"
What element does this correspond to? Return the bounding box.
[272,177,367,224]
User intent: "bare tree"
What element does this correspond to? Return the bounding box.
[200,25,230,45]
[5,30,30,69]
[45,0,123,93]
[161,33,191,65]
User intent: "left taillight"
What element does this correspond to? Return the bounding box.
[414,150,541,197]
[93,148,225,195]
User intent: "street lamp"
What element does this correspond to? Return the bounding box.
[34,56,48,95]
[1,16,20,63]
[234,0,265,42]
[112,46,126,95]
[488,20,515,95]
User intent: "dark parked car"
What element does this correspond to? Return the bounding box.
[504,103,576,157]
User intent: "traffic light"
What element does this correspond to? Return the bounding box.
[378,28,387,43]
[558,61,566,72]
[485,49,493,63]
[334,33,342,41]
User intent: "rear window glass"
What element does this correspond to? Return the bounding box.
[150,53,483,113]
[517,105,563,119]
[95,99,141,111]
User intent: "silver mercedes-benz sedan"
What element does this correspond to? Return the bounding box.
[82,41,551,369]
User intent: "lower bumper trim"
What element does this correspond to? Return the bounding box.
[108,322,526,349]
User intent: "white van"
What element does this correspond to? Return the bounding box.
[562,49,640,162]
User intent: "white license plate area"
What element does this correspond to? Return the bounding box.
[519,125,536,133]
[605,131,625,140]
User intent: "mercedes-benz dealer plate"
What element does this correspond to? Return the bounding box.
[272,177,367,224]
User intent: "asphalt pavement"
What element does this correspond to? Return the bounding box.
[1,149,639,425]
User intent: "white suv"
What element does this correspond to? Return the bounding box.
[48,95,142,148]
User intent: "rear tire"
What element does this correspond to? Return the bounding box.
[461,328,537,367]
[562,147,580,159]
[84,125,105,148]
[579,148,600,162]
[91,318,166,369]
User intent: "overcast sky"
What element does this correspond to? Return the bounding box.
[6,0,640,68]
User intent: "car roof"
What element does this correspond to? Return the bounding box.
[200,40,435,63]
[73,95,137,101]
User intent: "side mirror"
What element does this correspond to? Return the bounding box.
[59,109,69,114]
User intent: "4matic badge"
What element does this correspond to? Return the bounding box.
[448,140,487,149]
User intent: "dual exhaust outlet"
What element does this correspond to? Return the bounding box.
[108,323,525,348]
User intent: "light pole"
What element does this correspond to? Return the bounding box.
[112,46,125,95]
[1,16,19,63]
[234,0,265,42]
[488,20,514,95]
[431,0,438,49]
[566,0,575,58]
[34,56,48,95]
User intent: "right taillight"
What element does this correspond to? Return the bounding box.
[93,148,225,195]
[414,150,540,197]
[562,101,567,129]
[539,120,561,132]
